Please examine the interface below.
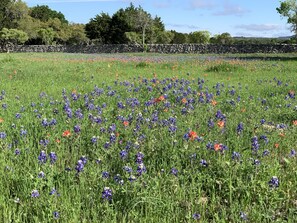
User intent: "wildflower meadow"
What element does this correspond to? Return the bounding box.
[0,53,296,222]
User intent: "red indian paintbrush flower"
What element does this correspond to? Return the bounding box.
[62,130,71,137]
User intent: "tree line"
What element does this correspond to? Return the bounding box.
[0,0,296,48]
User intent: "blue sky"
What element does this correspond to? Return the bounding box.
[23,0,294,37]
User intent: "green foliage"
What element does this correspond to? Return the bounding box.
[85,13,112,43]
[0,53,297,222]
[0,0,29,29]
[37,28,55,45]
[86,3,165,44]
[276,0,297,37]
[206,61,246,73]
[0,28,28,45]
[30,4,68,24]
[211,32,234,44]
[125,32,141,44]
[170,31,188,44]
[188,31,211,44]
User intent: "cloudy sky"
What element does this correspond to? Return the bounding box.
[23,0,293,37]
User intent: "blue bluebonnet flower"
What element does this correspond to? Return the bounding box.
[2,103,7,109]
[251,136,259,152]
[31,189,40,198]
[38,150,47,164]
[200,159,208,167]
[192,213,201,220]
[15,113,21,119]
[20,129,27,137]
[290,149,296,157]
[262,150,270,157]
[74,125,81,133]
[53,211,59,219]
[39,139,49,147]
[91,136,98,144]
[41,118,48,127]
[102,171,110,179]
[15,149,20,155]
[123,166,132,173]
[38,171,45,178]
[75,160,84,173]
[120,150,128,159]
[170,168,178,176]
[49,188,59,196]
[102,187,112,201]
[259,135,269,144]
[49,152,57,164]
[135,152,144,164]
[268,176,279,188]
[240,211,248,220]
[237,122,244,134]
[114,174,124,185]
[232,151,241,161]
[0,132,7,139]
[128,175,137,182]
[137,163,146,176]
[253,159,261,165]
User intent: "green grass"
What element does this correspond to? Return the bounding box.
[0,52,297,222]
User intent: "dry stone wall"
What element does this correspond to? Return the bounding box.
[1,44,297,54]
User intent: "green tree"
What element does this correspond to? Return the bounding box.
[85,13,112,43]
[188,31,211,44]
[170,31,188,44]
[37,27,55,45]
[125,32,141,44]
[67,23,88,45]
[211,32,233,44]
[0,0,29,29]
[30,5,68,24]
[0,28,28,52]
[276,0,297,38]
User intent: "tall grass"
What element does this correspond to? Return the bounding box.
[0,53,296,222]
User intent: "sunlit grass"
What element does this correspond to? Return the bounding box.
[0,52,296,222]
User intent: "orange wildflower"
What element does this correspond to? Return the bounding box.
[123,121,129,127]
[217,120,225,128]
[56,139,61,143]
[279,133,285,137]
[214,144,221,151]
[0,118,4,123]
[154,95,165,103]
[293,120,297,126]
[188,131,198,141]
[211,100,217,106]
[274,143,279,148]
[62,130,71,137]
[181,98,187,104]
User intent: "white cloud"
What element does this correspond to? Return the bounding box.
[235,24,280,32]
[166,23,200,30]
[213,1,249,16]
[189,0,216,10]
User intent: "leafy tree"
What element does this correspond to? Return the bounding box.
[30,5,68,24]
[0,0,29,29]
[188,31,211,44]
[109,9,131,44]
[17,15,44,40]
[67,23,88,45]
[85,13,112,43]
[0,28,28,51]
[170,31,188,44]
[37,28,55,45]
[276,0,297,38]
[211,32,233,44]
[125,32,141,44]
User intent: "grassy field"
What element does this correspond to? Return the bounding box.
[0,52,296,222]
